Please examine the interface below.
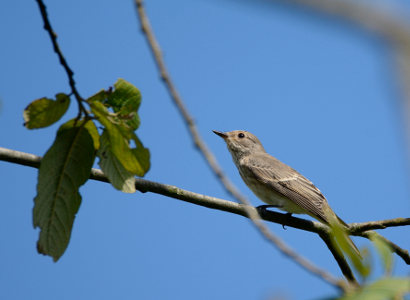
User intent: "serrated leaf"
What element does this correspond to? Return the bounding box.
[98,130,136,193]
[24,93,70,129]
[339,277,410,300]
[369,232,393,275]
[33,119,96,261]
[90,101,150,176]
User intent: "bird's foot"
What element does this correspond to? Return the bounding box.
[255,205,292,230]
[282,213,293,230]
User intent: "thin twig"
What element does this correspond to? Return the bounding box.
[1,146,409,263]
[34,0,88,119]
[356,231,410,265]
[3,147,410,277]
[349,218,410,233]
[1,146,345,290]
[319,233,357,285]
[133,0,348,289]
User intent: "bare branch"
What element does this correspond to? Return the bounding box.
[235,206,349,289]
[355,231,410,265]
[349,218,410,233]
[34,0,88,118]
[1,146,408,266]
[319,233,356,285]
[133,0,351,289]
[1,146,346,289]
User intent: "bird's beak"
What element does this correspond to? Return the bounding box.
[212,130,228,139]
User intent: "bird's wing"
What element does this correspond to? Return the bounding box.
[244,153,330,223]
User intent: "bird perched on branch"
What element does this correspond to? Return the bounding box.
[213,129,360,256]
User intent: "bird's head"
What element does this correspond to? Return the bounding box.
[213,130,265,159]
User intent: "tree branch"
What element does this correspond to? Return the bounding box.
[236,0,410,274]
[133,0,355,289]
[23,0,408,292]
[3,147,410,282]
[319,233,356,284]
[355,231,410,265]
[34,0,88,118]
[1,146,409,235]
[1,146,346,290]
[349,218,410,233]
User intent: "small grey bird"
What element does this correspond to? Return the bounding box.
[213,129,356,232]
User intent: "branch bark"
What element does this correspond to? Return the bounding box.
[133,0,356,289]
[1,146,408,236]
[27,0,410,292]
[132,0,410,287]
[0,145,347,289]
[1,147,409,278]
[350,219,410,233]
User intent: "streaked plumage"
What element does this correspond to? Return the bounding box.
[213,130,345,225]
[213,129,360,257]
[240,152,331,223]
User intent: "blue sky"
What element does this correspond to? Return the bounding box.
[1,0,409,299]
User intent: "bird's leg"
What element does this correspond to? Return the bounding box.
[255,205,293,230]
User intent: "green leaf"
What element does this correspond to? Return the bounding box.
[86,89,110,103]
[108,79,141,114]
[86,79,142,131]
[24,93,70,129]
[106,79,141,130]
[369,232,393,275]
[97,130,136,193]
[330,219,370,279]
[84,120,100,150]
[60,118,100,150]
[131,135,150,175]
[33,119,96,261]
[89,101,150,176]
[339,277,410,300]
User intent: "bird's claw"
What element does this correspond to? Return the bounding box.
[282,213,293,230]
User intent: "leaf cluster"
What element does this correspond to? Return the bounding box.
[24,79,150,261]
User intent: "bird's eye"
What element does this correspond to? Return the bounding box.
[238,133,245,138]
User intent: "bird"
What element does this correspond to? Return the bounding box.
[213,129,360,255]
